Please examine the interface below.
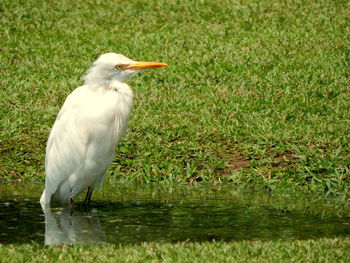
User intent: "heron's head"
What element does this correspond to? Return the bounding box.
[83,53,167,87]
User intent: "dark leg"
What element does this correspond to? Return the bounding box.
[83,186,94,207]
[69,198,74,215]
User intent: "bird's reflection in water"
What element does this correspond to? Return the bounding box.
[44,207,106,245]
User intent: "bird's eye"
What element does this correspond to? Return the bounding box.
[115,64,124,70]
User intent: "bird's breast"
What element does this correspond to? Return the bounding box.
[77,87,133,156]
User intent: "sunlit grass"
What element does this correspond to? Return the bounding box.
[1,0,349,197]
[1,237,350,263]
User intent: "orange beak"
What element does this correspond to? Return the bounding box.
[125,61,168,70]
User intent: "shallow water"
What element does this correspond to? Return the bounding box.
[1,184,349,245]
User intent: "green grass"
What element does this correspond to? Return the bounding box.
[0,0,349,260]
[1,237,350,263]
[1,0,349,198]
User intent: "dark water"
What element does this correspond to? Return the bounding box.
[0,185,349,245]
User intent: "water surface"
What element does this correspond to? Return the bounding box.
[1,184,349,245]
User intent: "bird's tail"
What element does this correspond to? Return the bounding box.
[40,189,51,210]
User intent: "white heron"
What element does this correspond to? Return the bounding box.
[40,53,167,208]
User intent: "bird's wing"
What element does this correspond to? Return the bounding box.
[44,87,89,197]
[44,92,77,171]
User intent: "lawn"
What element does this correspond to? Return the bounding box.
[1,237,350,263]
[1,0,349,196]
[0,0,349,261]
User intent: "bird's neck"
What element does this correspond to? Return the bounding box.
[84,79,132,96]
[84,75,126,91]
[106,79,131,93]
[83,68,117,89]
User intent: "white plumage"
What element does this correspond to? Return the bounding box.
[40,53,167,208]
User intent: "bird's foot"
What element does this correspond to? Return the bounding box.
[69,198,74,208]
[83,186,94,210]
